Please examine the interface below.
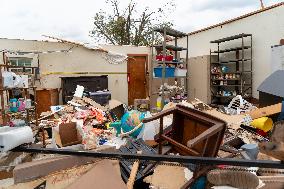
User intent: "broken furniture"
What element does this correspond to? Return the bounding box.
[142,104,227,187]
[150,27,188,110]
[257,70,284,107]
[36,88,59,115]
[210,33,253,105]
[143,104,226,156]
[61,76,109,104]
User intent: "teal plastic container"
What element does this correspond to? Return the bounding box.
[9,98,18,112]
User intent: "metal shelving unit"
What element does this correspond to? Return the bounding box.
[210,33,253,104]
[150,27,188,110]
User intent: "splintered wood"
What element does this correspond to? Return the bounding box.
[82,97,107,111]
[5,160,122,189]
[205,109,245,130]
[127,151,142,189]
[4,164,94,189]
[249,103,282,119]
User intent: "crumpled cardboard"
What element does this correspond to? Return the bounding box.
[143,164,192,189]
[53,122,82,147]
[66,160,126,189]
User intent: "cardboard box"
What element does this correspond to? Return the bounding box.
[54,122,82,147]
[66,160,127,189]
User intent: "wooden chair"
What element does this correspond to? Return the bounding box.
[143,104,227,156]
[142,104,227,188]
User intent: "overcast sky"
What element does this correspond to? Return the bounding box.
[0,0,282,44]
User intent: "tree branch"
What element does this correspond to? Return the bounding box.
[93,21,116,45]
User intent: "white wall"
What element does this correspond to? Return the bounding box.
[100,44,150,55]
[0,39,150,104]
[176,5,284,98]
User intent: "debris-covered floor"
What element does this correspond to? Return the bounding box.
[1,85,284,189]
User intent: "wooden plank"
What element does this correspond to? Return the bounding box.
[205,109,245,130]
[13,146,115,183]
[5,163,95,189]
[127,151,142,189]
[249,103,282,119]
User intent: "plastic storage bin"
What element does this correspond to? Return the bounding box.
[154,67,175,78]
[174,68,187,77]
[89,91,111,106]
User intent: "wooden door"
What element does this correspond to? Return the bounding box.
[127,55,147,105]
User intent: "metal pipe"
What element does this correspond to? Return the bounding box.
[161,28,166,110]
[251,35,253,95]
[12,146,284,169]
[150,30,154,109]
[186,35,189,96]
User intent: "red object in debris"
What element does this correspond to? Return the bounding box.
[156,55,173,62]
[165,55,173,61]
[216,165,227,169]
[256,129,268,137]
[156,55,163,61]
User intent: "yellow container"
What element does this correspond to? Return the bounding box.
[251,117,273,132]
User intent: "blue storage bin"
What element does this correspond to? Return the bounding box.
[154,67,175,78]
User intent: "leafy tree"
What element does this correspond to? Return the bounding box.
[90,0,175,46]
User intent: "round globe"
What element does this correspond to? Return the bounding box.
[121,110,146,137]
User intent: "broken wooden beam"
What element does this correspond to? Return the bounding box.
[13,146,115,183]
[249,103,282,119]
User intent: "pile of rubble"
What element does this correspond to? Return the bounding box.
[0,87,284,189]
